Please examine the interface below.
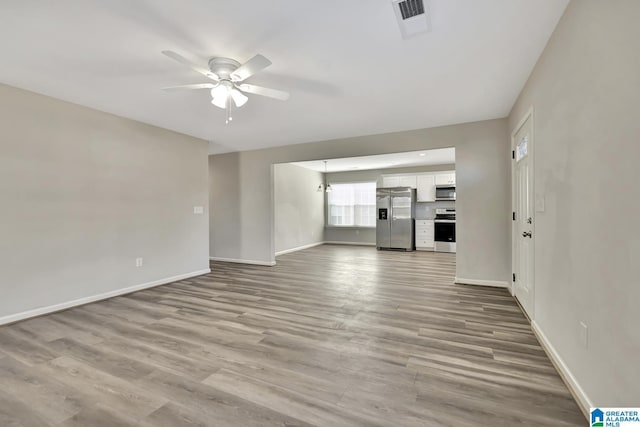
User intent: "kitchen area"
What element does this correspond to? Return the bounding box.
[376,170,456,253]
[277,147,457,255]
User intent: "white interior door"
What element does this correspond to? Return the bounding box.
[513,112,534,318]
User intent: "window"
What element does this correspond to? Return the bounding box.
[516,135,528,162]
[328,182,376,227]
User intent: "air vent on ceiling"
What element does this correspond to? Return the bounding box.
[398,0,424,20]
[392,0,431,39]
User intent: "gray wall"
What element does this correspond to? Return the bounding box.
[209,118,510,283]
[324,164,456,244]
[324,227,377,246]
[274,163,324,253]
[0,84,210,321]
[509,0,640,407]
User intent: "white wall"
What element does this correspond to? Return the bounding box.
[509,0,640,407]
[0,84,210,322]
[209,118,510,284]
[274,163,324,254]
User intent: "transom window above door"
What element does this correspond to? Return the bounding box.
[516,135,529,161]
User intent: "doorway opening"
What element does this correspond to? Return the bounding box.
[272,147,456,258]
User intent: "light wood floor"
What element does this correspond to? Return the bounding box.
[0,245,584,426]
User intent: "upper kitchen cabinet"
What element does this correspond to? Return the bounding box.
[435,173,456,186]
[382,172,454,194]
[398,175,417,188]
[416,175,436,202]
[382,176,400,187]
[382,175,416,188]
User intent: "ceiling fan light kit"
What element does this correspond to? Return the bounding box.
[162,51,290,124]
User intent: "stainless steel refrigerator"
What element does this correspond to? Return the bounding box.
[376,187,416,251]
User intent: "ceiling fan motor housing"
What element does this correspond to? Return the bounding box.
[208,57,241,80]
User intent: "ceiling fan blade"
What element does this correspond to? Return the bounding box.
[162,50,219,81]
[237,84,290,101]
[231,54,272,81]
[162,83,215,92]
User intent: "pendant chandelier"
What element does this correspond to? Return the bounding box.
[317,160,332,193]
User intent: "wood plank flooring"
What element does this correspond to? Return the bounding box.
[0,245,585,426]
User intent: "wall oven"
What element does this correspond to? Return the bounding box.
[434,208,456,253]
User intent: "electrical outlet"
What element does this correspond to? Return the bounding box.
[135,257,143,268]
[193,206,204,215]
[579,321,588,349]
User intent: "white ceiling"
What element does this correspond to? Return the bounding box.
[292,147,455,173]
[0,1,568,154]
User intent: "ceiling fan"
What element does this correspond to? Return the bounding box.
[161,50,290,123]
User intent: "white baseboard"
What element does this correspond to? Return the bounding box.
[0,268,211,326]
[209,257,276,266]
[531,321,591,419]
[454,277,509,288]
[275,241,324,257]
[324,241,376,246]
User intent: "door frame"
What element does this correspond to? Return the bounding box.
[511,107,535,317]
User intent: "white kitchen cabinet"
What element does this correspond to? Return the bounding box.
[383,173,453,190]
[415,220,434,250]
[382,176,400,187]
[416,175,436,202]
[435,172,456,186]
[398,175,417,188]
[382,175,416,188]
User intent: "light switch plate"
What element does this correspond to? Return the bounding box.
[193,206,204,215]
